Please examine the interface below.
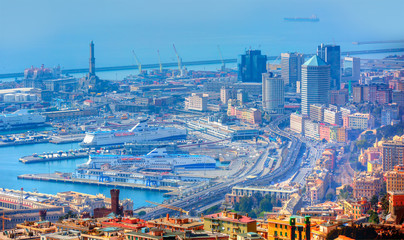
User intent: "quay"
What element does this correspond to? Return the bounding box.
[1,47,403,79]
[17,173,175,193]
[0,138,49,147]
[19,150,89,163]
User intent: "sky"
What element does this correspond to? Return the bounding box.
[0,0,403,73]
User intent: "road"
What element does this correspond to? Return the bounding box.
[142,115,305,219]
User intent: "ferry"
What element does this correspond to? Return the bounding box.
[79,148,216,170]
[0,109,46,131]
[80,120,187,147]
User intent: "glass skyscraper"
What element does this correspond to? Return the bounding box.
[238,50,267,82]
[317,44,340,90]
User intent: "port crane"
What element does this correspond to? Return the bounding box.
[132,50,142,74]
[172,44,183,77]
[157,50,163,73]
[1,212,11,232]
[217,45,225,71]
[145,200,189,216]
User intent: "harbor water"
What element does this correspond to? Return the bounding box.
[0,142,166,208]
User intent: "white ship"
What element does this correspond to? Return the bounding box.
[0,109,46,131]
[141,148,216,170]
[79,148,216,170]
[80,120,187,147]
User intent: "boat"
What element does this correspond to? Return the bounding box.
[284,15,319,22]
[0,109,46,131]
[141,148,216,170]
[79,148,216,170]
[80,120,187,147]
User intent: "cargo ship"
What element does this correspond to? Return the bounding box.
[0,109,46,131]
[80,120,187,147]
[284,15,319,22]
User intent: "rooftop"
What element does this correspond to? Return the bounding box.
[303,55,328,67]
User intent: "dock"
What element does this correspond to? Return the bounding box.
[19,151,89,163]
[0,138,49,147]
[17,173,176,193]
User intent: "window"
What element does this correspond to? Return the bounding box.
[275,224,278,228]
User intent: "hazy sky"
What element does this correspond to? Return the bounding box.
[0,0,403,73]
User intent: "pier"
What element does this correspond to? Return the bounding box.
[17,173,175,193]
[1,48,403,79]
[19,150,89,163]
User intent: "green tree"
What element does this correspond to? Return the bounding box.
[367,210,379,224]
[370,195,378,210]
[259,198,273,212]
[138,211,146,216]
[326,193,334,201]
[381,194,389,213]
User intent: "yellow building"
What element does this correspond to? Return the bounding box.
[267,216,311,240]
[203,210,256,240]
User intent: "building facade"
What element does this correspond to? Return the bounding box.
[301,55,331,116]
[262,73,284,114]
[280,52,304,89]
[317,44,340,90]
[238,50,267,83]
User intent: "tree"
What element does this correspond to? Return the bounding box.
[259,198,273,212]
[367,210,379,224]
[138,211,146,216]
[370,195,378,210]
[326,193,334,201]
[381,194,389,213]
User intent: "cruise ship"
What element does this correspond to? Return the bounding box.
[79,148,216,170]
[0,109,46,131]
[80,120,187,147]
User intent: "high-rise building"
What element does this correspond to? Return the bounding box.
[281,52,304,89]
[382,140,404,171]
[238,50,267,82]
[262,73,284,114]
[343,56,360,83]
[317,44,341,90]
[301,55,331,116]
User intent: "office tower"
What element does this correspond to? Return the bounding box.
[281,52,304,89]
[317,44,340,90]
[343,56,360,82]
[238,50,267,82]
[262,73,284,114]
[301,55,331,116]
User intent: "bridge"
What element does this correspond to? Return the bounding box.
[1,47,403,79]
